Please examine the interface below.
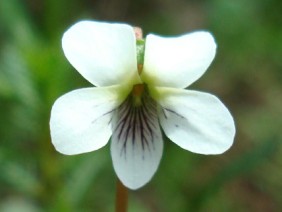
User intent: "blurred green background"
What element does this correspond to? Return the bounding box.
[1,0,282,211]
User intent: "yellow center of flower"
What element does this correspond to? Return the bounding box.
[132,83,145,106]
[132,83,144,96]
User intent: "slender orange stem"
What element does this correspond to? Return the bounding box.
[115,179,128,212]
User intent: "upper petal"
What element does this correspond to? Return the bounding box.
[111,90,163,189]
[62,20,141,87]
[142,32,216,88]
[50,85,127,155]
[152,87,235,154]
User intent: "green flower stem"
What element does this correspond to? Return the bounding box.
[115,179,128,212]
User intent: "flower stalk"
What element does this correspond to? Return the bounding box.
[115,179,128,212]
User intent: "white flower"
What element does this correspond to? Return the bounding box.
[50,20,235,190]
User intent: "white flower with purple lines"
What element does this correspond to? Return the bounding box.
[50,20,235,190]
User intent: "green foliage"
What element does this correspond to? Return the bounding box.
[0,0,282,211]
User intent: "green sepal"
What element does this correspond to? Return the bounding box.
[136,39,145,65]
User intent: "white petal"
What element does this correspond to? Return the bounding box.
[50,85,126,155]
[62,21,141,87]
[142,32,216,88]
[111,92,163,189]
[153,87,235,154]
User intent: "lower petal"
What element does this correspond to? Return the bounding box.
[153,87,235,155]
[50,85,126,155]
[111,90,163,189]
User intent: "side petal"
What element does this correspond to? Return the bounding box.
[62,20,141,87]
[50,85,126,155]
[142,32,216,88]
[153,87,235,154]
[111,91,163,189]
